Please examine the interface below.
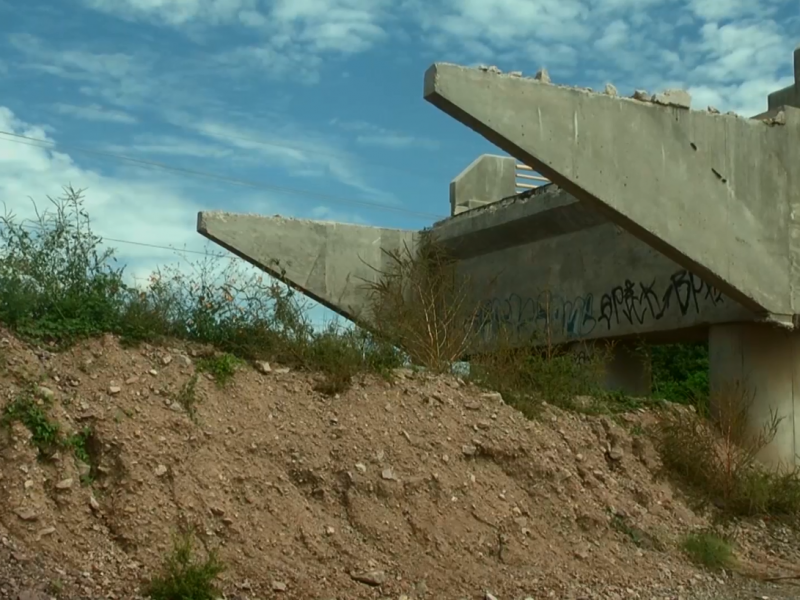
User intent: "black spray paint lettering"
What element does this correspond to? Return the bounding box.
[474,269,725,341]
[596,270,724,331]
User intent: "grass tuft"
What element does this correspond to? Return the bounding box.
[143,532,225,600]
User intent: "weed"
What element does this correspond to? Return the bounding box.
[362,237,479,373]
[0,187,401,396]
[656,380,800,518]
[1,391,61,457]
[681,530,735,570]
[195,353,241,386]
[64,426,95,483]
[143,531,225,600]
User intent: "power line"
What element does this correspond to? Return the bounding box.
[0,131,447,220]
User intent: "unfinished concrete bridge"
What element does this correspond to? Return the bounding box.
[198,47,800,471]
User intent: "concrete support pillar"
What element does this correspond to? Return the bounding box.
[449,154,517,216]
[568,340,651,397]
[767,46,800,110]
[709,323,799,471]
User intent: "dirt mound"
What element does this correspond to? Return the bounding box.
[0,332,798,600]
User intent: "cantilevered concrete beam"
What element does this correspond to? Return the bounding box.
[197,211,418,323]
[423,63,800,322]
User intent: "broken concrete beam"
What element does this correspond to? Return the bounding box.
[423,62,800,321]
[197,211,418,324]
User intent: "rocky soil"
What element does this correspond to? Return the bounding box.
[0,331,798,600]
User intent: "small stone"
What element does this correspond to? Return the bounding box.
[350,570,386,586]
[14,507,37,521]
[168,402,183,413]
[24,479,33,489]
[604,83,618,96]
[55,478,73,490]
[125,376,139,384]
[462,444,478,457]
[325,526,335,535]
[89,496,101,512]
[37,527,56,538]
[255,361,272,374]
[632,89,649,100]
[107,385,121,396]
[154,464,168,477]
[271,581,287,592]
[355,462,367,473]
[534,68,551,83]
[651,89,691,108]
[608,447,624,461]
[148,369,158,376]
[161,354,173,366]
[35,386,55,402]
[485,593,499,600]
[381,468,397,481]
[77,461,91,479]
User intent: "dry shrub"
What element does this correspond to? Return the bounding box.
[656,380,800,517]
[361,235,479,373]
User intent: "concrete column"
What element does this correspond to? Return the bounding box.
[708,323,799,471]
[449,154,517,216]
[767,46,799,110]
[568,340,652,397]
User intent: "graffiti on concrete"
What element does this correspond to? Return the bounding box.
[597,269,724,331]
[473,269,724,341]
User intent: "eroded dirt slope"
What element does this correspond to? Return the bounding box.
[0,332,798,600]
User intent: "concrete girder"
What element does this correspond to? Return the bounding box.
[197,211,418,324]
[423,63,800,324]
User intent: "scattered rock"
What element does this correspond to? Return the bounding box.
[161,354,173,366]
[632,89,649,101]
[154,464,168,477]
[107,385,121,396]
[255,360,272,374]
[14,507,37,522]
[604,83,618,96]
[271,580,287,592]
[534,68,551,83]
[350,570,386,586]
[55,478,73,490]
[381,468,397,481]
[89,496,101,512]
[35,386,55,402]
[651,88,691,108]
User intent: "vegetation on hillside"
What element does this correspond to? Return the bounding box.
[0,186,798,594]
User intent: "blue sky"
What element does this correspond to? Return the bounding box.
[1,0,798,323]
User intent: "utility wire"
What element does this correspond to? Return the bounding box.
[0,131,448,220]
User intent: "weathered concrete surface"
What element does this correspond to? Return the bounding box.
[197,211,418,323]
[709,323,800,470]
[434,185,752,347]
[768,46,800,110]
[450,154,517,215]
[423,62,800,323]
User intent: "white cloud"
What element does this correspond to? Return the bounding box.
[52,103,138,124]
[329,118,440,150]
[0,106,235,280]
[82,0,391,82]
[405,0,797,116]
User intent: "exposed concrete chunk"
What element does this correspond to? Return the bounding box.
[604,83,618,97]
[632,89,649,101]
[651,89,691,109]
[707,106,720,114]
[508,71,522,78]
[534,68,551,83]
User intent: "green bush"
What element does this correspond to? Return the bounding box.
[650,342,709,404]
[0,186,403,392]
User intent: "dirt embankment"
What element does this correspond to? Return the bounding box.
[0,332,798,600]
